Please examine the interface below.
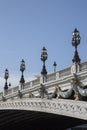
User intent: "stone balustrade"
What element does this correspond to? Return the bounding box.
[0,92,3,99]
[13,86,19,93]
[32,78,40,86]
[81,61,87,71]
[23,82,31,89]
[7,88,13,95]
[0,61,87,101]
[47,73,56,82]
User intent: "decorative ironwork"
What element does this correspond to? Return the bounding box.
[53,61,57,72]
[20,59,25,90]
[41,47,48,83]
[4,69,9,91]
[72,28,81,73]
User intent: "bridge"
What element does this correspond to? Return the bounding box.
[0,29,87,129]
[0,99,87,129]
[0,61,87,129]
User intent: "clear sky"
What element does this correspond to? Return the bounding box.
[0,0,87,90]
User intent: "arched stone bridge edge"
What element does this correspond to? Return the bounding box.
[0,98,87,121]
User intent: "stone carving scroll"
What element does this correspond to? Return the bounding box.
[77,86,87,96]
[59,88,73,98]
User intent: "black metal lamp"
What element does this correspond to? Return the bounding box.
[72,28,80,47]
[20,59,25,89]
[4,69,9,90]
[53,61,57,72]
[41,47,48,83]
[72,28,81,72]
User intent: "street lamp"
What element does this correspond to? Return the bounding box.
[4,69,9,94]
[20,59,25,90]
[72,28,81,73]
[41,47,48,83]
[53,61,57,72]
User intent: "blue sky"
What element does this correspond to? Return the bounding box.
[0,0,87,89]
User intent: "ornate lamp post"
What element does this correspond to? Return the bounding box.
[4,69,9,94]
[72,28,81,73]
[41,47,48,83]
[20,59,25,90]
[53,61,57,72]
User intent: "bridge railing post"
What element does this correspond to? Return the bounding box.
[56,72,59,80]
[30,81,32,88]
[40,76,42,84]
[4,89,8,96]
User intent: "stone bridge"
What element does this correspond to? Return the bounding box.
[0,98,87,129]
[0,61,87,129]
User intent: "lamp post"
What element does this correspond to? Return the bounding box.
[72,28,81,73]
[20,59,25,90]
[41,47,48,83]
[4,69,9,94]
[53,61,57,72]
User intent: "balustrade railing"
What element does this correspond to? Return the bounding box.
[47,73,56,82]
[24,82,31,89]
[59,67,71,78]
[7,88,12,95]
[81,62,87,71]
[32,78,40,87]
[0,92,3,99]
[1,61,87,100]
[13,86,19,93]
